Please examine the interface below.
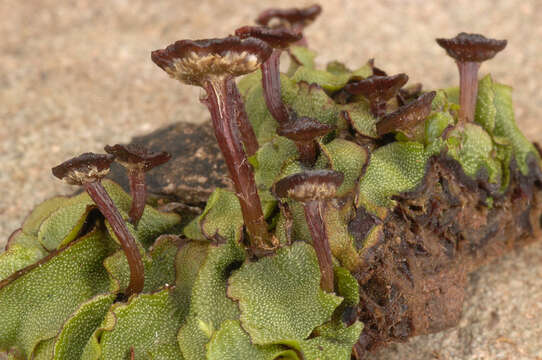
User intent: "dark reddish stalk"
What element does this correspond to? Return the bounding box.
[296,140,317,166]
[304,200,334,292]
[457,61,481,125]
[436,33,507,126]
[203,78,270,248]
[230,82,259,156]
[128,169,147,226]
[85,181,144,297]
[262,50,290,125]
[272,170,343,292]
[234,26,301,127]
[104,144,170,227]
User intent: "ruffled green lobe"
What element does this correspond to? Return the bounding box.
[357,142,433,218]
[207,320,297,360]
[177,240,245,360]
[0,229,115,358]
[84,288,185,360]
[53,294,115,360]
[227,242,342,345]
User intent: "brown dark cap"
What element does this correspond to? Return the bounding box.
[52,152,114,185]
[151,36,272,86]
[272,169,344,202]
[235,26,302,49]
[436,33,507,63]
[104,144,171,171]
[344,74,409,102]
[377,91,436,136]
[277,117,334,141]
[256,4,322,28]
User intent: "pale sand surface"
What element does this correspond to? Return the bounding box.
[1,0,541,358]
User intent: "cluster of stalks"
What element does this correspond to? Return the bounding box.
[148,3,347,290]
[52,145,170,297]
[51,2,508,303]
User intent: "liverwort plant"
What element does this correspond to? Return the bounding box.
[51,153,144,297]
[436,33,507,125]
[273,170,344,293]
[104,144,171,226]
[151,36,275,251]
[3,4,542,360]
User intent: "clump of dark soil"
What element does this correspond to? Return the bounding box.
[350,155,542,358]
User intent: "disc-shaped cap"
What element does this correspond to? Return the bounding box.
[104,144,171,171]
[277,116,334,141]
[52,153,114,185]
[345,74,409,102]
[256,4,322,28]
[377,91,436,136]
[436,33,507,63]
[235,26,302,50]
[273,169,344,202]
[151,36,272,86]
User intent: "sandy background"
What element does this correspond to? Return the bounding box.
[1,0,541,359]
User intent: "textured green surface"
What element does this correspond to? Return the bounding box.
[425,111,454,145]
[37,180,180,251]
[240,71,277,145]
[282,80,340,128]
[183,188,244,242]
[228,242,342,345]
[475,75,539,176]
[128,207,181,248]
[207,320,297,360]
[357,141,433,218]
[0,244,45,282]
[38,201,95,251]
[339,101,378,138]
[297,321,363,360]
[317,138,369,197]
[324,206,360,272]
[4,231,40,251]
[31,338,55,359]
[37,180,129,250]
[291,63,372,92]
[88,288,185,359]
[0,229,114,358]
[446,123,502,184]
[52,294,115,360]
[104,235,177,293]
[177,240,245,360]
[174,241,210,321]
[334,267,360,307]
[253,136,298,189]
[21,197,69,238]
